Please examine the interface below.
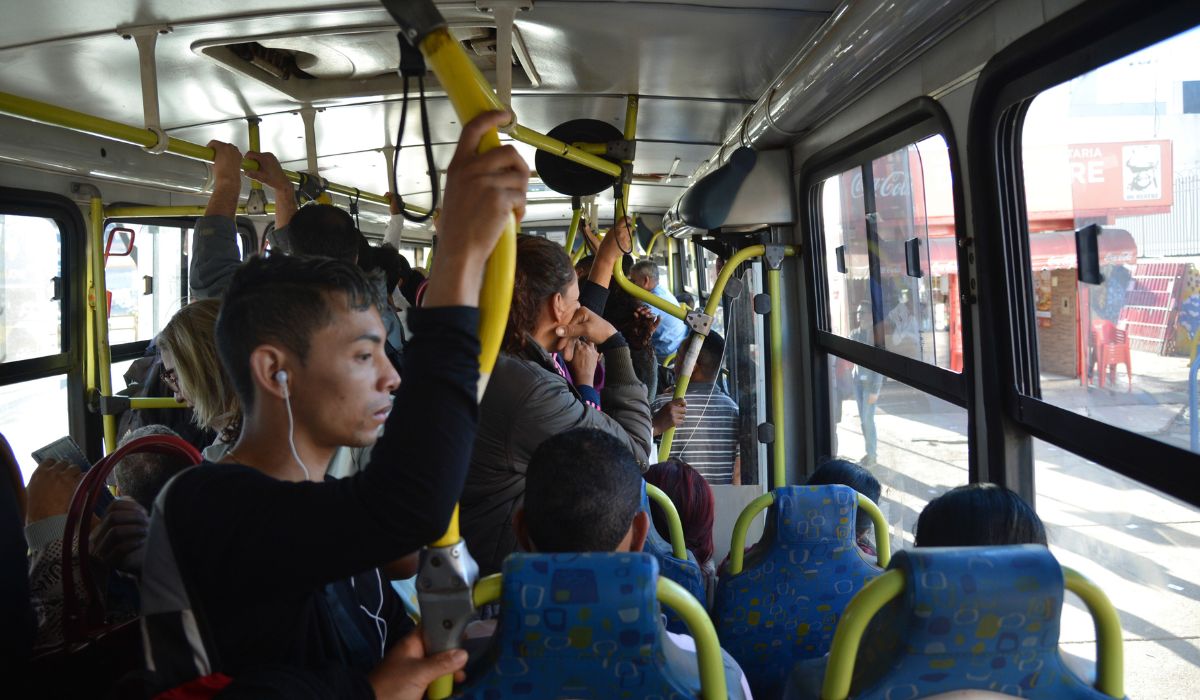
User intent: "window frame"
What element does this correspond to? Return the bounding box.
[970,0,1200,507]
[800,99,976,471]
[0,187,89,450]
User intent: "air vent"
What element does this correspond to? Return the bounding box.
[194,24,538,102]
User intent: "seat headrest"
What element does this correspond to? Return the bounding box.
[497,552,662,660]
[774,484,860,546]
[892,545,1064,653]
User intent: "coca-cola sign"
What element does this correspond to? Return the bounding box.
[850,170,911,199]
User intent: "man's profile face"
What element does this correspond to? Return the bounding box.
[288,294,400,449]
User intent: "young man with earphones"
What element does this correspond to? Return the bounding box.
[140,111,529,700]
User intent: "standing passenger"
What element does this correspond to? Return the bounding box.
[461,232,653,575]
[849,303,884,466]
[630,260,689,361]
[139,112,526,697]
[652,332,740,485]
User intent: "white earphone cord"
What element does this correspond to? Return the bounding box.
[281,382,312,482]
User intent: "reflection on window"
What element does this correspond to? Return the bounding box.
[1034,439,1199,699]
[0,375,70,485]
[0,215,62,363]
[1020,25,1200,456]
[104,222,187,344]
[827,357,968,550]
[819,135,962,371]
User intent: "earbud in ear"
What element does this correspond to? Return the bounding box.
[275,370,288,385]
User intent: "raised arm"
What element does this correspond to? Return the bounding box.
[192,141,246,300]
[244,150,298,230]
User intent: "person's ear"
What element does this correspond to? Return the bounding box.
[550,291,569,323]
[513,508,535,552]
[629,511,650,553]
[248,345,290,402]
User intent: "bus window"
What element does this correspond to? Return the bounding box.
[1033,438,1199,699]
[0,213,69,483]
[1019,24,1200,456]
[820,135,961,371]
[828,359,968,550]
[103,222,187,344]
[1,214,62,363]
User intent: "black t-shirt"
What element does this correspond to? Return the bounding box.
[157,307,480,696]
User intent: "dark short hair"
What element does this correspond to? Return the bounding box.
[360,242,411,296]
[215,255,380,408]
[113,425,191,510]
[915,483,1047,547]
[808,459,881,535]
[695,331,725,375]
[524,428,643,553]
[288,204,362,262]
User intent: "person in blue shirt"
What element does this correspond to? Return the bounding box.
[630,260,689,361]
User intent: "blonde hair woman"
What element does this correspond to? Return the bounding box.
[158,298,241,460]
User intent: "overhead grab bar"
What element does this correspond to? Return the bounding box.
[0,91,428,215]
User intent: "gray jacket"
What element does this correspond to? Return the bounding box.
[188,215,406,351]
[461,337,653,575]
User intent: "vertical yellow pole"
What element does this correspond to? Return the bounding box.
[620,95,637,246]
[247,117,262,192]
[90,197,117,452]
[563,206,583,257]
[767,266,787,488]
[666,237,676,294]
[417,27,517,700]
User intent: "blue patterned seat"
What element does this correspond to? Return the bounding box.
[641,482,709,633]
[453,552,705,699]
[713,485,883,698]
[846,546,1116,699]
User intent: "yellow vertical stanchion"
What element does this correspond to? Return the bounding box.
[767,266,786,488]
[563,205,583,257]
[90,197,117,452]
[414,24,517,700]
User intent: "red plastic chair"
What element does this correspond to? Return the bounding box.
[1098,325,1133,391]
[1090,320,1115,387]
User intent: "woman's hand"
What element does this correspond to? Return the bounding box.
[368,629,467,700]
[566,339,600,387]
[554,307,619,349]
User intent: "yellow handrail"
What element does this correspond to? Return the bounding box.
[104,204,276,218]
[563,206,583,256]
[0,90,427,216]
[766,265,786,487]
[89,198,118,452]
[1063,567,1124,699]
[612,256,688,321]
[646,483,688,560]
[658,245,796,461]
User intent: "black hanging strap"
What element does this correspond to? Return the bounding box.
[392,33,437,224]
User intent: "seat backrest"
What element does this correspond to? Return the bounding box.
[454,552,703,699]
[713,485,883,698]
[641,482,708,631]
[848,546,1112,700]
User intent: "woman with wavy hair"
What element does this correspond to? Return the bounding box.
[461,228,654,575]
[158,298,242,461]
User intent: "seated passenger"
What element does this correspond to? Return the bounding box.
[158,298,242,461]
[500,428,752,699]
[644,458,716,578]
[915,482,1047,547]
[783,483,1053,699]
[0,433,34,675]
[630,259,689,361]
[139,111,525,697]
[24,425,191,649]
[806,459,882,556]
[652,332,740,485]
[461,231,652,575]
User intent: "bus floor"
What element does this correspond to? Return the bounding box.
[834,381,1200,699]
